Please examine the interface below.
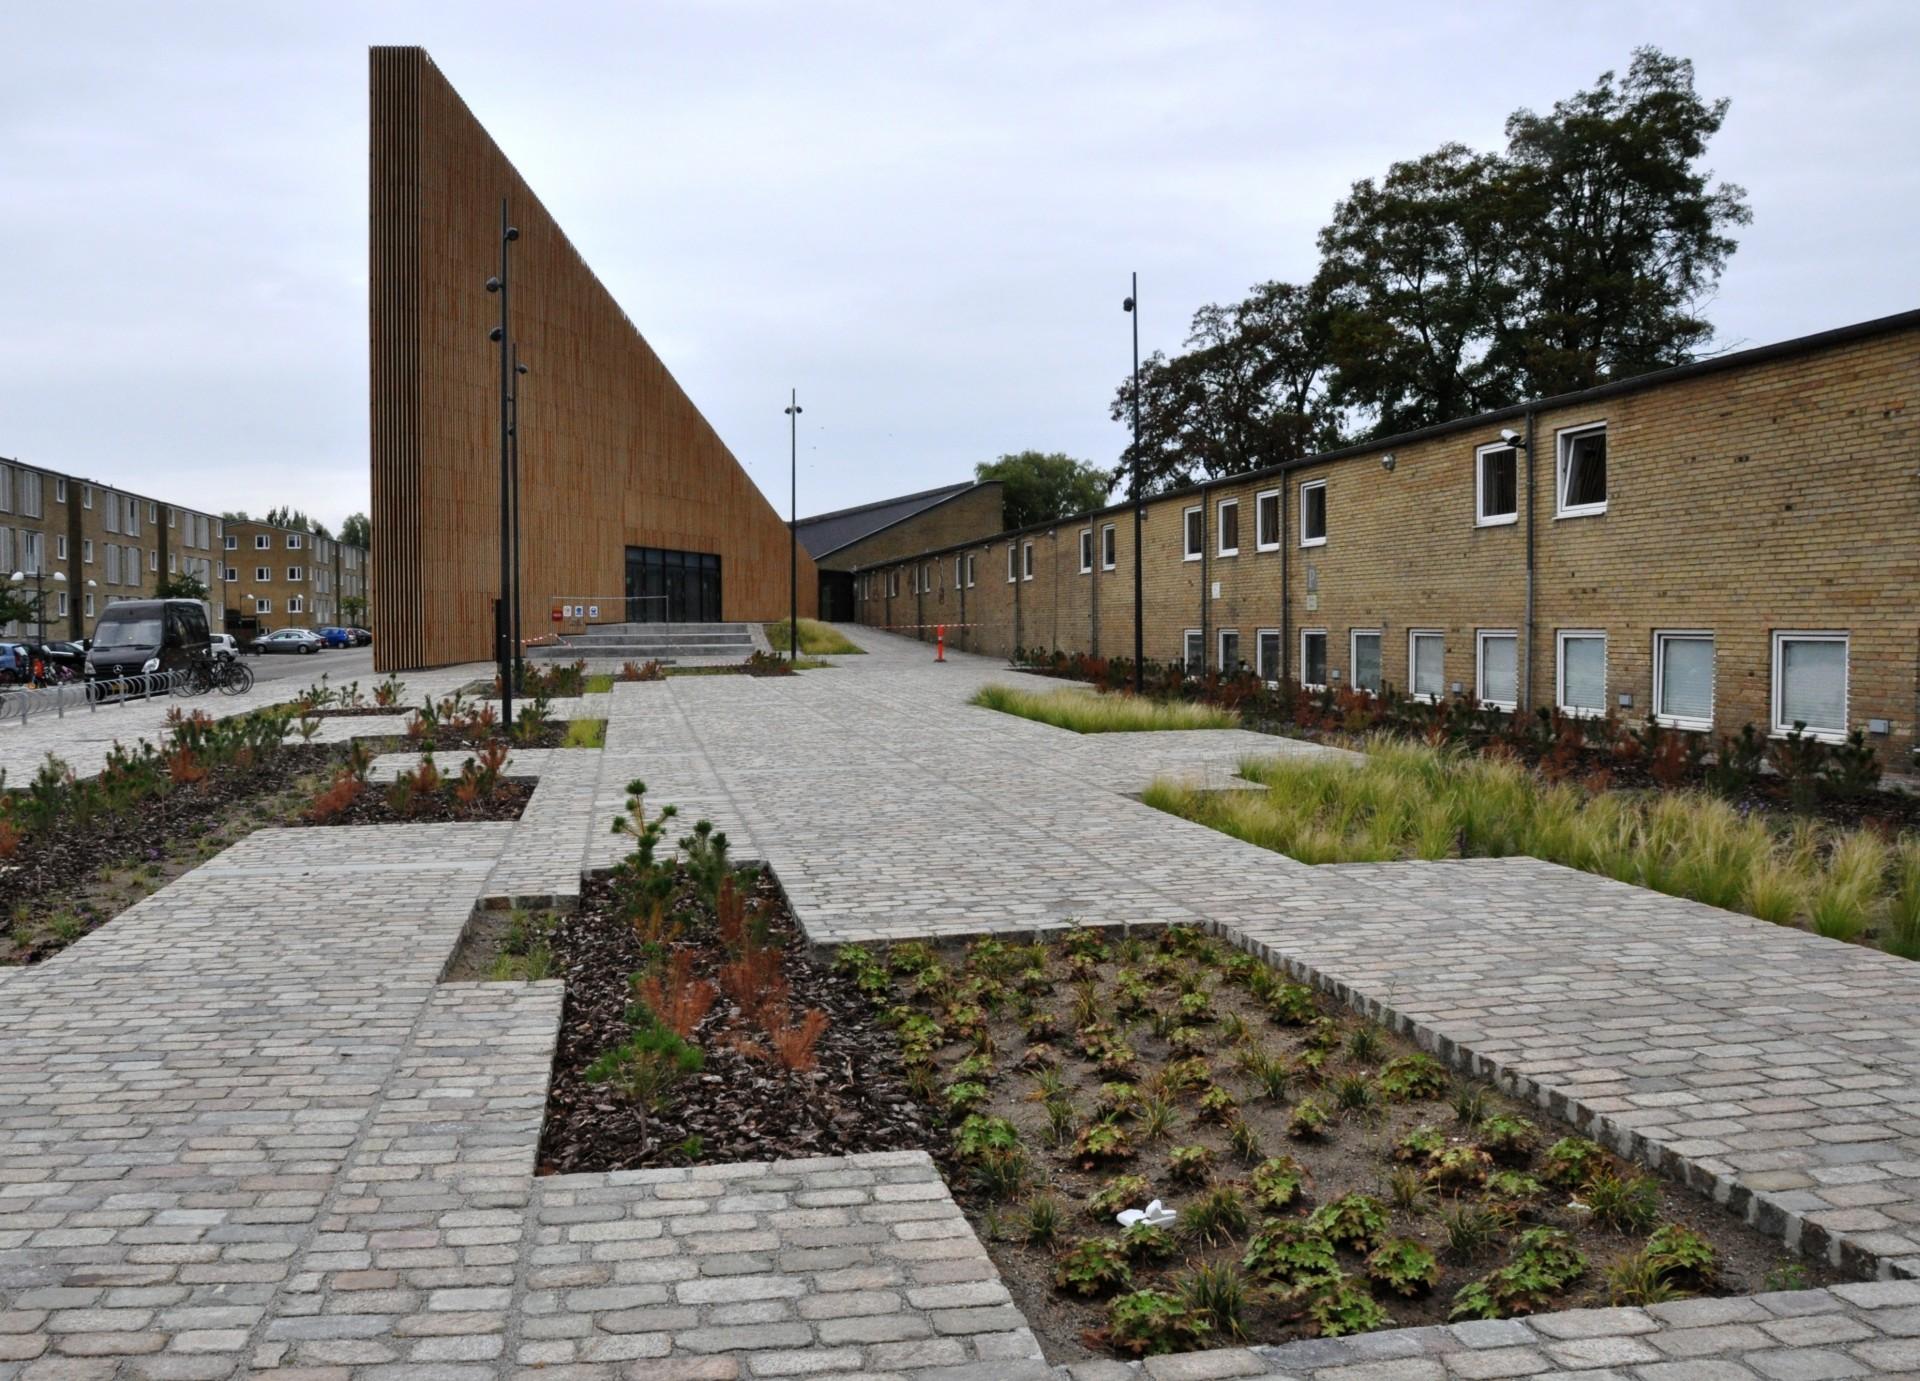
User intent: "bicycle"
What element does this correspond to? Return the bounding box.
[173,660,215,696]
[214,657,254,695]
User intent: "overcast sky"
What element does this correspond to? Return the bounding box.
[4,2,1917,531]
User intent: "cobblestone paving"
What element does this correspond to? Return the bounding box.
[13,626,1920,1374]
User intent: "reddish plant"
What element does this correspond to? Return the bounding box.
[716,876,750,951]
[635,950,718,1038]
[1648,733,1692,788]
[0,819,21,860]
[306,772,365,823]
[760,1006,830,1072]
[167,747,208,786]
[720,938,790,1030]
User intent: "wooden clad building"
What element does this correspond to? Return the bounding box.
[369,46,814,671]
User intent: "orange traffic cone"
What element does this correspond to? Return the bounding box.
[935,625,946,662]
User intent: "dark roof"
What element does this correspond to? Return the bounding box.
[849,305,1920,569]
[795,481,982,560]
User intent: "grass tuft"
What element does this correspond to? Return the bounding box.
[973,684,1239,734]
[562,717,608,749]
[765,618,864,655]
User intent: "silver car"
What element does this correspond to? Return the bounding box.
[248,628,324,656]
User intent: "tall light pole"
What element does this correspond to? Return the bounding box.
[510,348,528,687]
[1123,274,1143,695]
[785,390,802,661]
[485,198,519,727]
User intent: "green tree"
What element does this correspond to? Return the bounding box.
[1499,47,1750,396]
[0,584,40,630]
[975,452,1111,529]
[339,512,370,550]
[264,506,311,532]
[1114,281,1344,494]
[341,594,368,626]
[156,571,209,601]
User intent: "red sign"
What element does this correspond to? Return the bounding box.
[551,608,563,621]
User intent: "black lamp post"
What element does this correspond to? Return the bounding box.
[510,347,528,688]
[1123,274,1143,695]
[785,389,802,662]
[485,198,519,727]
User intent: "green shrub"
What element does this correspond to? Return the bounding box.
[1055,1236,1133,1297]
[1242,1221,1340,1290]
[1179,1262,1251,1341]
[1249,1156,1309,1211]
[1288,1096,1331,1140]
[1377,1053,1450,1101]
[1394,1126,1447,1164]
[1167,1144,1214,1183]
[952,1114,1019,1162]
[1308,1276,1392,1336]
[1645,1223,1718,1285]
[1541,1136,1607,1187]
[1366,1237,1441,1296]
[1477,1113,1539,1162]
[1072,1120,1134,1169]
[1583,1170,1661,1234]
[1307,1193,1388,1251]
[1183,1185,1251,1246]
[1088,1175,1153,1220]
[1104,1289,1210,1356]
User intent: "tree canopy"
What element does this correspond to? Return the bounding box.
[339,512,370,550]
[1114,47,1748,492]
[975,451,1112,529]
[156,571,209,601]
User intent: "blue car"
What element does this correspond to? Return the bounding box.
[317,626,354,648]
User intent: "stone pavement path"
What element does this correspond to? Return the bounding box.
[11,627,1920,1375]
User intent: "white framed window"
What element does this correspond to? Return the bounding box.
[1409,630,1445,701]
[255,598,271,615]
[1299,480,1327,546]
[288,596,304,614]
[887,570,899,598]
[146,501,156,523]
[1078,528,1094,574]
[225,534,238,550]
[83,539,93,564]
[287,533,303,550]
[149,548,158,572]
[1218,628,1240,673]
[82,484,92,510]
[105,494,119,533]
[0,465,11,512]
[55,534,68,561]
[56,591,67,617]
[1006,544,1016,582]
[1022,540,1034,581]
[255,534,270,550]
[255,566,270,583]
[54,478,67,504]
[84,593,93,617]
[105,545,121,584]
[224,566,237,583]
[1555,422,1607,518]
[1183,629,1204,672]
[1101,524,1116,570]
[1555,630,1608,717]
[1299,629,1328,689]
[1216,498,1239,556]
[1653,631,1715,731]
[1476,442,1519,526]
[22,531,43,575]
[920,562,931,593]
[168,507,177,528]
[18,472,42,519]
[1256,629,1281,683]
[1182,506,1203,561]
[954,556,963,588]
[1350,630,1383,693]
[1255,490,1280,551]
[169,553,178,573]
[124,497,138,535]
[1476,630,1519,711]
[1771,632,1848,741]
[965,553,976,588]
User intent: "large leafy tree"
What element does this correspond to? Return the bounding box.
[975,452,1112,529]
[1114,280,1345,494]
[339,512,370,550]
[1116,47,1748,461]
[156,572,209,600]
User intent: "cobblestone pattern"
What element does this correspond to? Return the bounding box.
[515,1150,1049,1379]
[1057,1282,1920,1380]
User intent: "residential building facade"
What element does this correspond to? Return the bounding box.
[220,521,369,636]
[0,458,225,641]
[797,481,1004,621]
[854,310,1920,762]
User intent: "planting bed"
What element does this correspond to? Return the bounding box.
[290,775,533,827]
[842,926,1836,1361]
[528,864,932,1174]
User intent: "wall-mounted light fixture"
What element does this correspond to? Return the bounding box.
[1380,452,1396,472]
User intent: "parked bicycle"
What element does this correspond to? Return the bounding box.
[172,655,254,697]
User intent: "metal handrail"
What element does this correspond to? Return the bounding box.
[0,668,187,725]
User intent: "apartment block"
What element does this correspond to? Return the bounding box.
[0,458,225,641]
[220,521,369,635]
[855,309,1920,761]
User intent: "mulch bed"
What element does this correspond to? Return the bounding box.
[534,867,933,1173]
[303,706,414,719]
[855,928,1841,1362]
[286,777,534,827]
[1,743,348,965]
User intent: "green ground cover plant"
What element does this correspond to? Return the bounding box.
[766,618,865,655]
[837,925,1819,1359]
[1143,741,1920,958]
[973,684,1239,733]
[562,717,608,748]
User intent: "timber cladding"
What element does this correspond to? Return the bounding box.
[369,46,814,672]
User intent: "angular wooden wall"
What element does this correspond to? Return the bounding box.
[369,46,815,671]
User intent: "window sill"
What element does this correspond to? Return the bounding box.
[1475,513,1519,528]
[1554,505,1607,520]
[1217,548,1239,558]
[1653,714,1713,733]
[1299,537,1327,549]
[1183,553,1203,563]
[1100,563,1116,573]
[1479,699,1518,712]
[1557,704,1608,720]
[1255,541,1280,553]
[1770,724,1847,744]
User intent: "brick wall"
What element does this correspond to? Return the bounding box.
[855,318,1920,759]
[816,483,1004,573]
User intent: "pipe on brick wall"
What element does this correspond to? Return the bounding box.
[1280,480,1291,682]
[1522,409,1537,712]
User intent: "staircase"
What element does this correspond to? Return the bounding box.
[527,622,760,664]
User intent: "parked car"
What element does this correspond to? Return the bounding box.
[0,643,28,684]
[30,642,88,679]
[317,626,354,648]
[209,633,239,662]
[348,627,373,646]
[248,628,324,655]
[85,599,212,681]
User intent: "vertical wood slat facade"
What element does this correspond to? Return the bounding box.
[369,46,815,671]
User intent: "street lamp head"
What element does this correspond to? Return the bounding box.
[1498,427,1528,449]
[1123,296,1135,313]
[52,571,66,582]
[515,362,528,376]
[7,571,21,582]
[489,326,504,343]
[785,405,802,417]
[485,276,502,294]
[504,226,520,242]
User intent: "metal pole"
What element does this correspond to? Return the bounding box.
[785,390,803,661]
[1126,273,1144,695]
[510,345,524,691]
[493,198,516,729]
